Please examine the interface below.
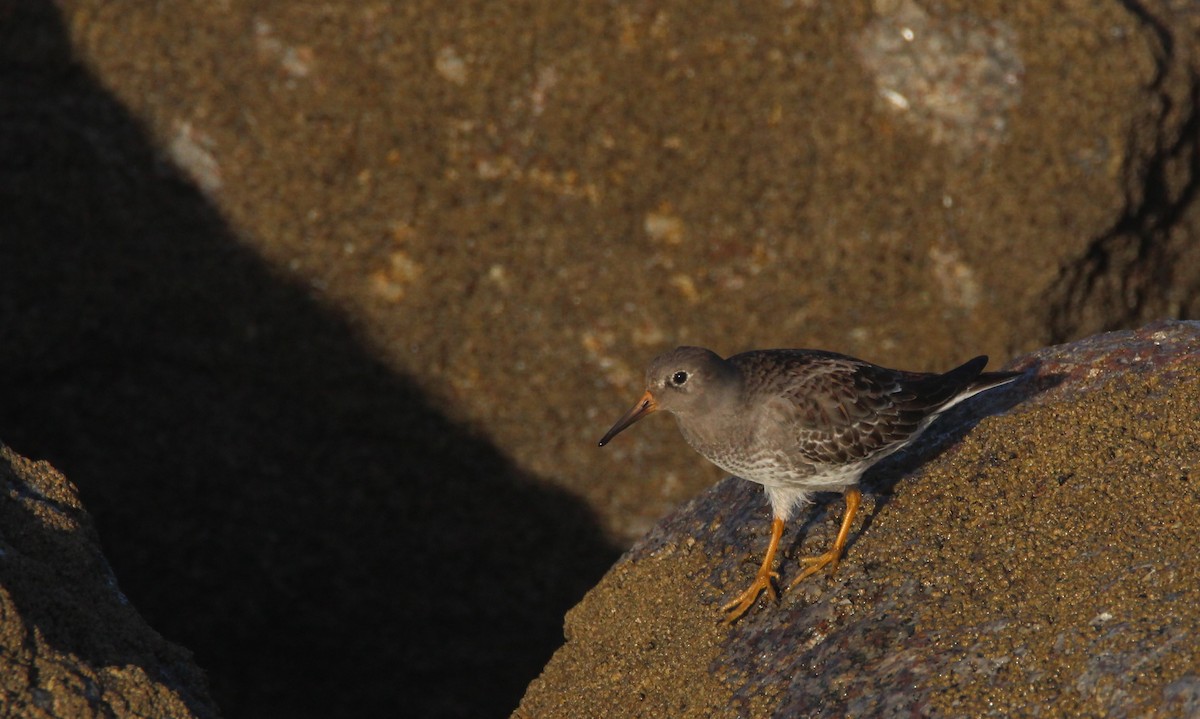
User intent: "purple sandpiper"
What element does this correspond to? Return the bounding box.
[599,346,1020,623]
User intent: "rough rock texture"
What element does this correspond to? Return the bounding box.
[0,446,220,718]
[49,0,1200,545]
[3,1,1200,717]
[516,321,1200,718]
[1,5,616,718]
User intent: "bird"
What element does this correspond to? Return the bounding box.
[598,346,1020,623]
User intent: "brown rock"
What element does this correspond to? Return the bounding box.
[515,321,1200,717]
[56,0,1200,550]
[0,446,219,718]
[7,0,1200,715]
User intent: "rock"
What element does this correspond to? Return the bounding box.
[0,446,220,718]
[55,0,1200,553]
[515,321,1200,717]
[11,1,1200,715]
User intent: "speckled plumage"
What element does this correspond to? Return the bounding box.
[599,345,1020,622]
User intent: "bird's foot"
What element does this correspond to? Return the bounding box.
[721,568,779,624]
[786,547,843,588]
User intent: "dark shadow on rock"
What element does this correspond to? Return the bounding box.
[0,5,618,717]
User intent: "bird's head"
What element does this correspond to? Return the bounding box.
[598,346,734,446]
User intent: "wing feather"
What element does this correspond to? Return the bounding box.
[730,351,985,466]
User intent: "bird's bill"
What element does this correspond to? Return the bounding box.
[598,391,658,447]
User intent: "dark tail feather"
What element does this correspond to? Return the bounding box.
[904,355,1020,411]
[938,356,1021,410]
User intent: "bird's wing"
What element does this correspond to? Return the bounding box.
[747,353,936,465]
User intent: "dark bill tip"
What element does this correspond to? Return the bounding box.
[598,391,658,447]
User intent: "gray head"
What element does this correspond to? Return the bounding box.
[598,346,736,446]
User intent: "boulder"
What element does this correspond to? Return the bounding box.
[0,446,220,718]
[58,0,1200,548]
[11,1,1200,715]
[516,321,1200,717]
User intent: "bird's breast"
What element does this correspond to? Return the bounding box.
[673,411,830,488]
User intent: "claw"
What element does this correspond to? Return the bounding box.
[787,548,841,588]
[721,568,779,624]
[720,517,784,624]
[786,488,862,589]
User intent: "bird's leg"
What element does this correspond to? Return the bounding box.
[721,516,785,624]
[788,488,862,588]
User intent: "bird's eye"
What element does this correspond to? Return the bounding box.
[671,371,689,386]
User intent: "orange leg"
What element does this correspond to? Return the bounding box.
[721,516,785,624]
[788,488,862,588]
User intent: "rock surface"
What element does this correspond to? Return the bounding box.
[0,446,220,718]
[52,0,1200,547]
[515,321,1200,717]
[3,1,1200,717]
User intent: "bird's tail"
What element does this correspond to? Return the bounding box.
[933,356,1021,412]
